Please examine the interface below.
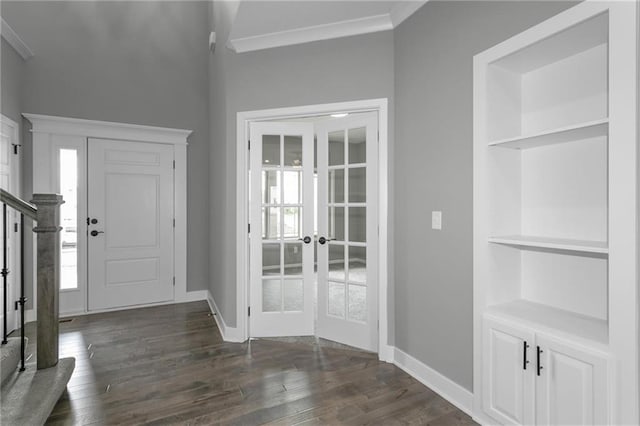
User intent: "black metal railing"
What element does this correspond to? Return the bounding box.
[1,188,37,373]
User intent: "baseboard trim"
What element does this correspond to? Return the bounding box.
[393,347,474,418]
[176,289,208,303]
[206,291,245,343]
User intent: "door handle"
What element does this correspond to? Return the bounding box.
[523,341,530,370]
[318,236,333,245]
[537,346,543,376]
[90,230,104,237]
[298,236,312,244]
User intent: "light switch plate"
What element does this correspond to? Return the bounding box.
[432,211,442,230]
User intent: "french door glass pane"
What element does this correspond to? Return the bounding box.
[284,242,302,275]
[283,207,301,239]
[348,246,366,284]
[262,207,280,239]
[328,244,345,281]
[348,168,366,202]
[348,284,366,322]
[284,136,303,167]
[283,171,302,204]
[329,169,345,203]
[328,282,345,318]
[348,127,366,164]
[60,149,78,290]
[348,207,366,243]
[262,279,281,312]
[262,135,280,165]
[328,206,345,241]
[329,131,345,166]
[262,170,281,204]
[283,279,303,311]
[262,243,280,276]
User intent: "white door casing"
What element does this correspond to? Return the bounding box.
[249,122,315,337]
[316,113,379,352]
[87,138,174,311]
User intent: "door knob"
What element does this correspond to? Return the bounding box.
[90,230,104,237]
[90,218,98,224]
[318,237,333,245]
[298,236,312,244]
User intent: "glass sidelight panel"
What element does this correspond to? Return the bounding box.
[60,149,78,290]
[263,279,281,312]
[328,207,345,241]
[328,282,345,318]
[262,171,281,204]
[348,285,366,322]
[284,136,303,167]
[348,127,366,164]
[348,168,366,203]
[283,279,303,311]
[328,244,345,281]
[329,169,345,203]
[348,246,366,284]
[348,207,366,243]
[284,242,303,275]
[262,135,280,165]
[329,131,345,166]
[262,207,281,239]
[262,243,281,276]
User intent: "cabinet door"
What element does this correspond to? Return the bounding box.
[483,316,535,425]
[535,335,608,425]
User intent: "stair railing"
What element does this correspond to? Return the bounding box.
[1,189,63,371]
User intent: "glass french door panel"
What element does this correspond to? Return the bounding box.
[328,282,346,318]
[262,243,281,276]
[263,279,281,312]
[348,168,366,203]
[329,169,345,203]
[348,245,366,284]
[328,244,345,281]
[348,207,366,243]
[283,207,302,239]
[59,149,78,290]
[328,206,345,241]
[283,279,303,311]
[284,242,303,275]
[262,207,281,239]
[262,135,280,166]
[262,170,281,204]
[283,171,302,204]
[348,284,367,322]
[284,136,303,167]
[329,131,345,166]
[348,127,366,164]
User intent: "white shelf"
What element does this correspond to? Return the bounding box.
[488,118,608,149]
[486,299,609,348]
[488,235,608,254]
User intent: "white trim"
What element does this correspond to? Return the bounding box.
[393,347,474,418]
[0,18,33,60]
[206,291,244,343]
[23,113,191,146]
[175,290,208,303]
[236,98,391,360]
[228,14,393,53]
[389,1,428,27]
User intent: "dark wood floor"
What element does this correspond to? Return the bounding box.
[21,302,475,425]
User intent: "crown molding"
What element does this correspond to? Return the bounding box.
[1,18,33,60]
[228,13,393,53]
[23,113,192,146]
[390,1,429,27]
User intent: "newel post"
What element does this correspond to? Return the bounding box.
[31,193,64,370]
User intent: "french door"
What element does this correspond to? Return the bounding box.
[248,113,378,351]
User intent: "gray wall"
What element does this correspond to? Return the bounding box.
[2,1,211,293]
[1,38,25,125]
[393,0,577,391]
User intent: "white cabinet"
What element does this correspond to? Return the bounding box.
[483,316,609,426]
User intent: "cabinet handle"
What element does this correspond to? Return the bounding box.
[537,346,543,376]
[523,341,530,370]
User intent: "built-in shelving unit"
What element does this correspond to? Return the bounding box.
[474,2,639,424]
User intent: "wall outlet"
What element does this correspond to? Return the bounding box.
[432,211,442,230]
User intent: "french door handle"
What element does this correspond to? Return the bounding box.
[318,237,333,245]
[90,230,104,237]
[537,346,543,376]
[298,236,312,244]
[523,341,530,370]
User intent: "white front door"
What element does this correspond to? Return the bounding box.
[249,122,315,337]
[87,138,174,311]
[315,113,379,352]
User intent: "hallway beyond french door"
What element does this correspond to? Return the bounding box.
[248,113,379,352]
[87,138,175,311]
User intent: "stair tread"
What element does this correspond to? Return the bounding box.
[1,357,75,425]
[1,338,27,385]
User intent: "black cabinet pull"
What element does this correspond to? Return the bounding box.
[523,341,530,370]
[537,346,543,376]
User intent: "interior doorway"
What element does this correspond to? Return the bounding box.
[238,99,390,357]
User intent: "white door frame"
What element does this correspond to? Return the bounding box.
[236,98,392,361]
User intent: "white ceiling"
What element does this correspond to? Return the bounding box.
[227,0,427,53]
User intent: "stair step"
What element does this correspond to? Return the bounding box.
[0,338,27,386]
[1,357,75,425]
